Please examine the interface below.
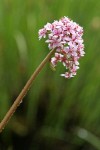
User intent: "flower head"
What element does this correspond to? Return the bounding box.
[38,16,85,78]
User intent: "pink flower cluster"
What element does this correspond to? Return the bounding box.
[38,16,85,78]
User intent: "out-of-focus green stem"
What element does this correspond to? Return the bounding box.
[0,49,55,133]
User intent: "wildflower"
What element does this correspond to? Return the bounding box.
[38,16,85,78]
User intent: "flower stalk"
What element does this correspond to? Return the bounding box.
[0,49,55,133]
[0,16,85,133]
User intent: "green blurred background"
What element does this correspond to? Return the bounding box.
[0,0,100,149]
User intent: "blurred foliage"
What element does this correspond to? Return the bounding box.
[0,0,100,149]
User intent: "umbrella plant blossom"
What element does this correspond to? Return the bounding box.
[0,16,84,132]
[39,16,85,78]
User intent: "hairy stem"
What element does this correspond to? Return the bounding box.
[0,49,55,133]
